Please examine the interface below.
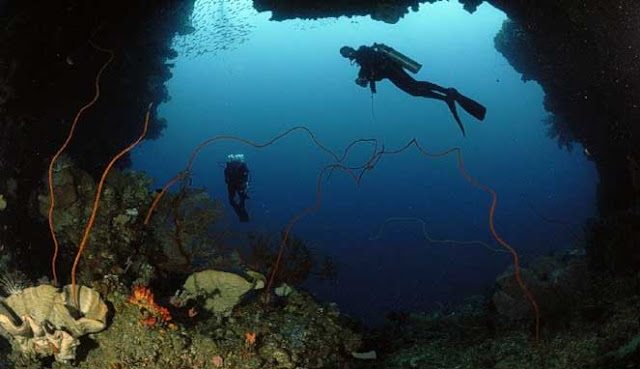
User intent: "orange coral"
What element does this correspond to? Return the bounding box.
[127,285,172,327]
[245,331,257,346]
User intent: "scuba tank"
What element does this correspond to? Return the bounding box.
[372,43,422,74]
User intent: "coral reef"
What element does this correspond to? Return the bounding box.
[2,1,640,368]
[0,279,363,369]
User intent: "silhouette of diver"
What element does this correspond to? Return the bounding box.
[340,44,486,136]
[224,154,250,222]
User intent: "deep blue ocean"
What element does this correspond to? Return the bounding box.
[131,0,597,325]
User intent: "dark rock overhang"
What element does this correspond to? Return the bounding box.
[253,0,484,22]
[0,0,196,274]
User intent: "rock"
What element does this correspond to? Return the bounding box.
[492,268,539,322]
[492,252,590,324]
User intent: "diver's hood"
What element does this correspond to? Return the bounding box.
[227,153,245,162]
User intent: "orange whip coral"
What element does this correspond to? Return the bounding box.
[48,42,114,285]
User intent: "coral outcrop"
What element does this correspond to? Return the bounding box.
[36,162,157,283]
[63,279,362,369]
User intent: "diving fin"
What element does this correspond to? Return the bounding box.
[445,93,466,137]
[453,91,486,121]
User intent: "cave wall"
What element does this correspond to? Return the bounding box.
[490,0,640,216]
[0,0,195,274]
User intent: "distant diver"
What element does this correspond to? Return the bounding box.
[224,154,250,222]
[340,43,487,136]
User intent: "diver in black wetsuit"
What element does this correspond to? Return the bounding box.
[224,154,250,222]
[340,44,487,136]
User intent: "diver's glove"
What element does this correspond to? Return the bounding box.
[355,77,369,87]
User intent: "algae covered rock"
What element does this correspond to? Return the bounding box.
[0,284,108,363]
[178,269,264,314]
[492,251,589,324]
[80,296,221,369]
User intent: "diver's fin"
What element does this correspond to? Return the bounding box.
[445,95,466,137]
[453,91,486,121]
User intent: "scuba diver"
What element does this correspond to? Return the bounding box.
[340,43,487,136]
[224,154,250,222]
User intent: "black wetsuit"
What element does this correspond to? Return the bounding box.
[352,46,449,101]
[348,45,487,136]
[224,161,249,222]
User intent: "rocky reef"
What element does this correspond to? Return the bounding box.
[359,251,640,368]
[0,277,363,369]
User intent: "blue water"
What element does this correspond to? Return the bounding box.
[132,0,597,324]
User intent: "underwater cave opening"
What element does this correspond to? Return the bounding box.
[131,0,598,325]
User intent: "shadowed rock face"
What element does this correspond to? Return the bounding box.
[252,0,640,216]
[252,0,482,20]
[0,0,195,276]
[253,0,420,23]
[491,0,640,217]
